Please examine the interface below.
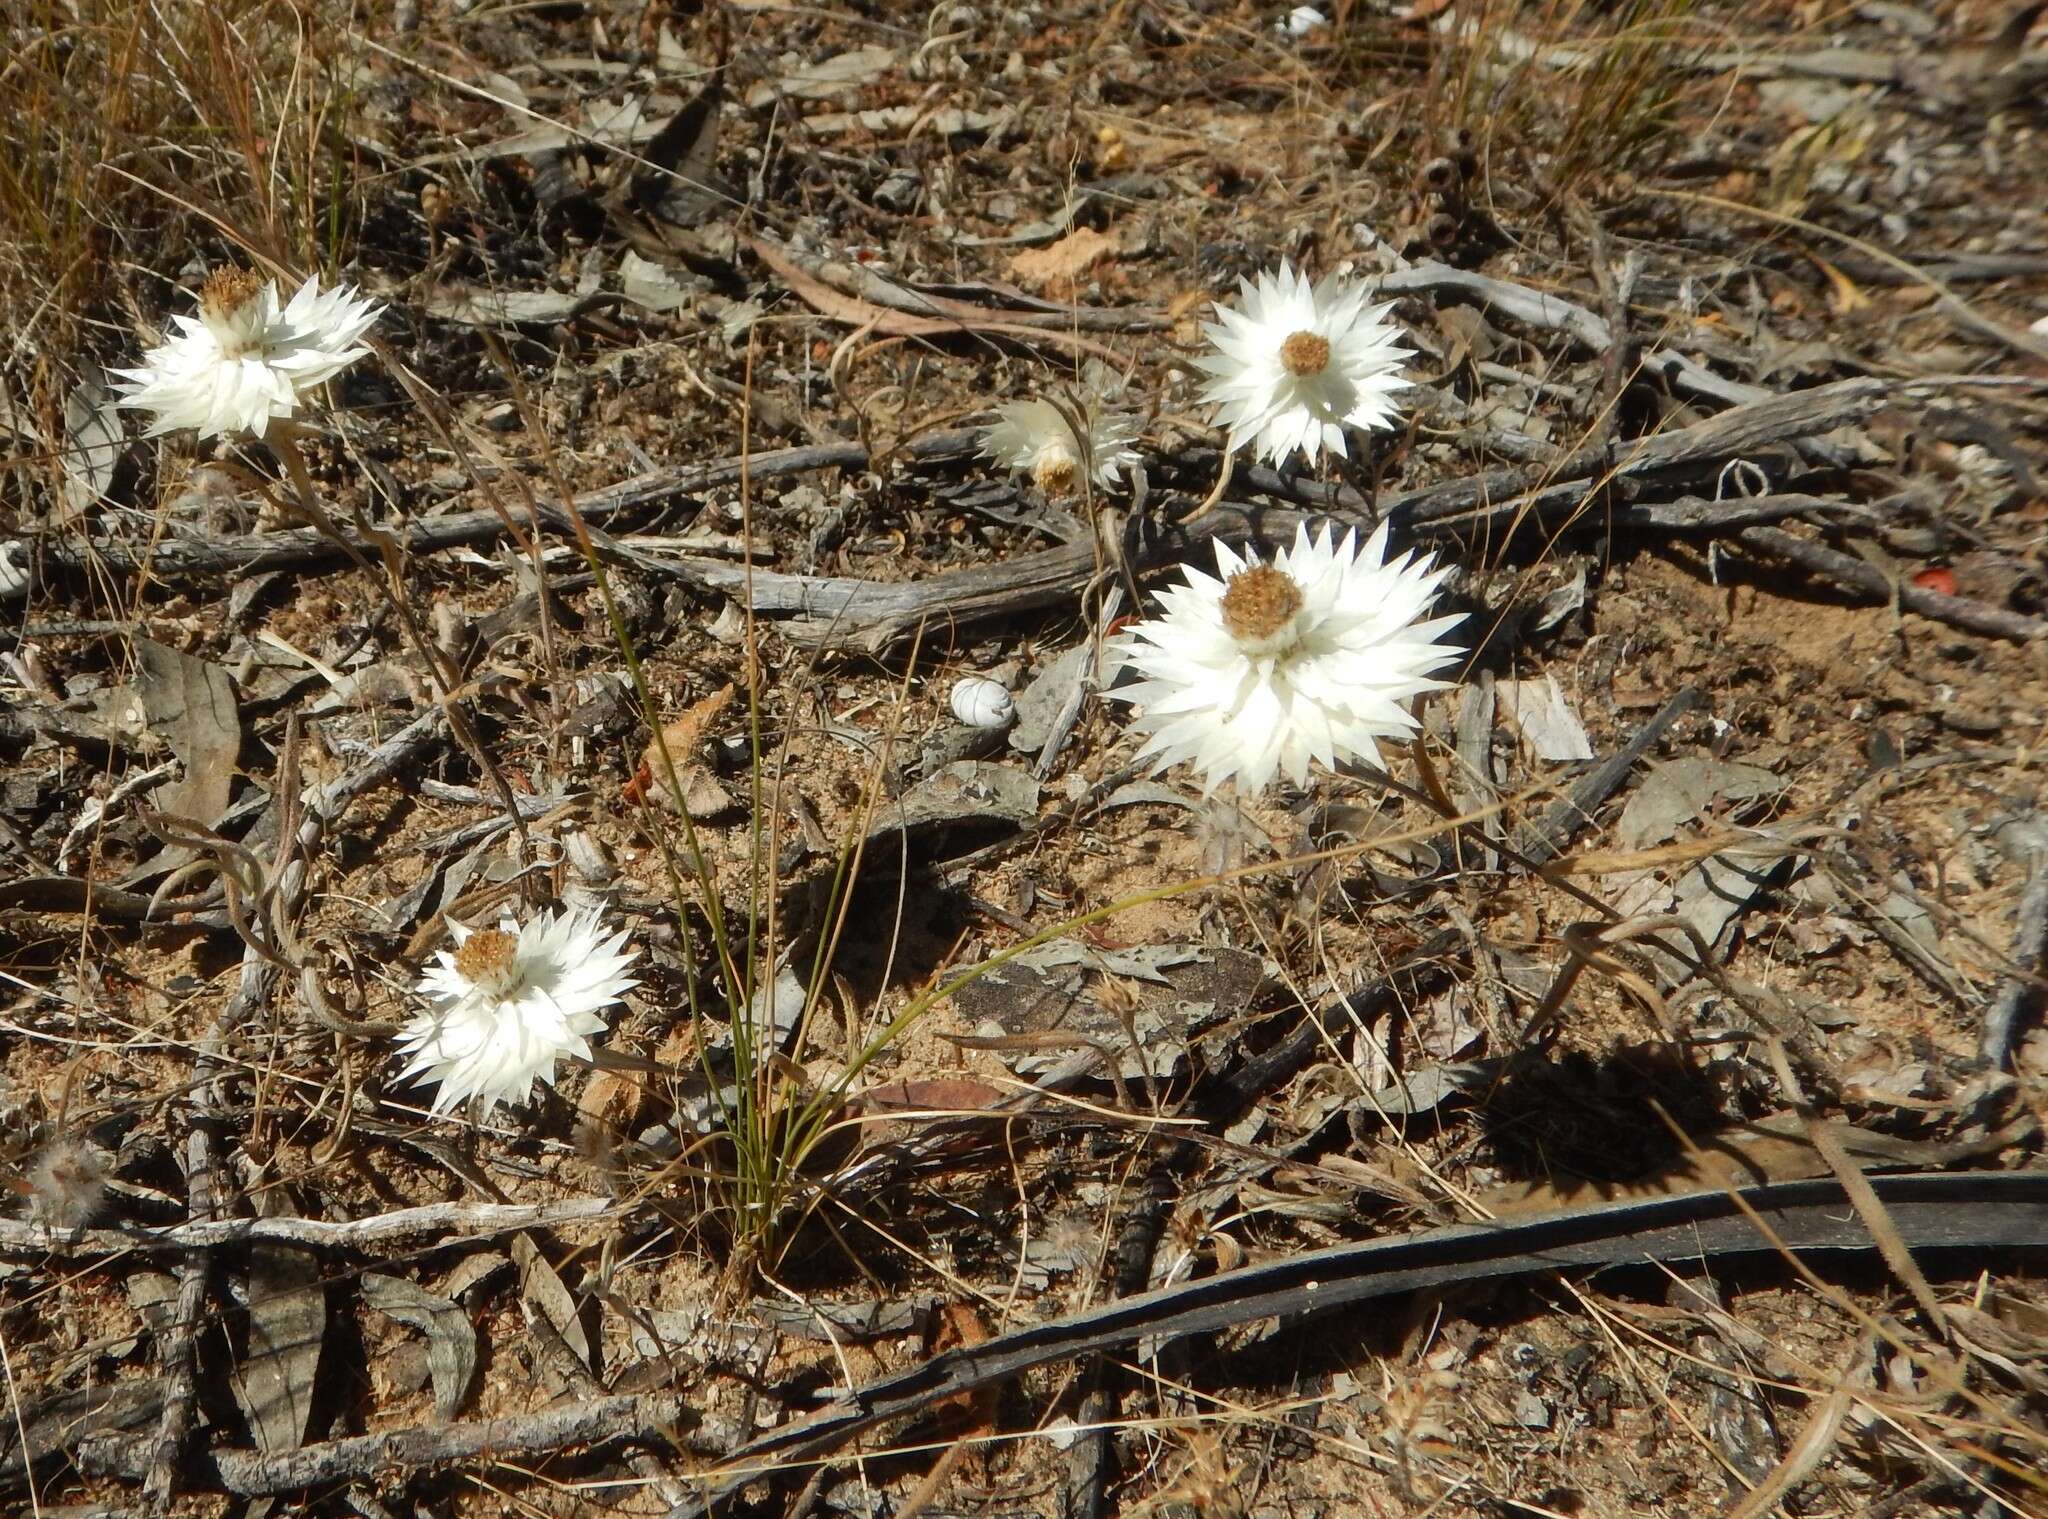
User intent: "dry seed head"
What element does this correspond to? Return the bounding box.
[1220,563,1305,648]
[26,1137,109,1230]
[1091,974,1141,1017]
[1279,330,1331,377]
[455,928,520,993]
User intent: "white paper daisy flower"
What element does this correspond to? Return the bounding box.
[1110,521,1463,794]
[399,908,640,1117]
[113,267,383,441]
[981,397,1140,496]
[1193,262,1411,467]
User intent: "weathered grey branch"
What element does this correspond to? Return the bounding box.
[1378,258,1614,350]
[0,1195,618,1257]
[142,1124,219,1511]
[1982,820,2048,1069]
[38,430,978,580]
[752,235,1169,333]
[1393,374,2028,529]
[729,370,2031,645]
[78,1393,684,1496]
[37,378,2042,653]
[663,1172,2048,1519]
[1209,688,1702,1118]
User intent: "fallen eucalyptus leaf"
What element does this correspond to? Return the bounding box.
[128,638,242,881]
[512,1232,592,1374]
[362,1272,477,1422]
[1618,757,1785,850]
[60,368,125,523]
[233,1240,327,1454]
[1496,674,1593,762]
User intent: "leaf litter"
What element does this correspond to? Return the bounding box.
[2,2,2047,1517]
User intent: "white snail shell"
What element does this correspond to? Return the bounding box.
[949,675,1016,730]
[0,542,27,601]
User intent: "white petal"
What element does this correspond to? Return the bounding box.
[981,396,1139,489]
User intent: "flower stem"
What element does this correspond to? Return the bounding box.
[1182,443,1235,523]
[266,424,537,883]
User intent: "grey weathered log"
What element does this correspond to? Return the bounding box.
[1378,259,1614,350]
[1371,260,1773,412]
[1392,374,2022,529]
[77,1393,684,1496]
[663,1172,2048,1519]
[0,1194,619,1257]
[43,378,2041,653]
[754,370,2016,644]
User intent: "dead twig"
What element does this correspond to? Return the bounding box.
[750,234,1135,364]
[1737,525,2048,642]
[38,431,978,580]
[140,1125,219,1512]
[750,233,1168,334]
[1208,687,1702,1118]
[137,720,323,1509]
[1761,1038,1950,1339]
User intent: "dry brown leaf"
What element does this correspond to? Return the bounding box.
[748,234,1128,363]
[653,1021,698,1068]
[1007,227,1118,292]
[931,1303,997,1438]
[1808,252,1871,315]
[855,1077,1010,1157]
[1547,834,1788,877]
[624,683,735,811]
[577,1068,644,1144]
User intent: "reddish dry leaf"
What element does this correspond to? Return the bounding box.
[931,1302,998,1454]
[1808,253,1871,315]
[653,1020,698,1068]
[576,1069,644,1144]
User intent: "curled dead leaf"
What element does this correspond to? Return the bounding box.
[625,683,736,814]
[577,1068,645,1150]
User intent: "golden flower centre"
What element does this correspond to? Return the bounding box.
[1221,564,1305,647]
